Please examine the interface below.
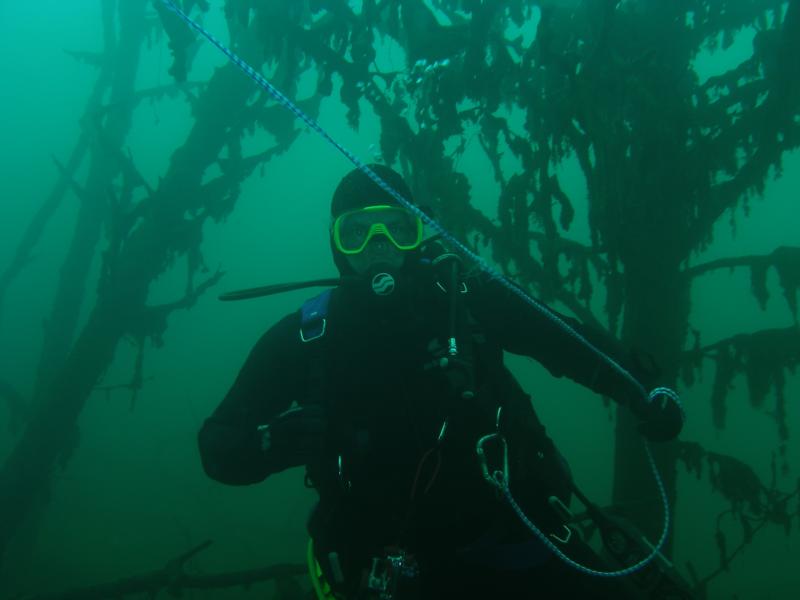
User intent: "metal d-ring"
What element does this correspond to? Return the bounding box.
[476,433,508,490]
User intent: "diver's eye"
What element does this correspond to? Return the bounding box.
[387,222,409,235]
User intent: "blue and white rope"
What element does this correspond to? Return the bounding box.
[497,440,670,577]
[159,0,658,401]
[160,0,682,576]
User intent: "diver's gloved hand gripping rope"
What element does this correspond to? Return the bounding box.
[161,0,685,579]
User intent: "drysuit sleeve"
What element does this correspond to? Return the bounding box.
[469,277,657,409]
[198,312,302,485]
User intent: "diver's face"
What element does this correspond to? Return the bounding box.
[344,235,406,275]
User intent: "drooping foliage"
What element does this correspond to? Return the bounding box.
[678,440,800,593]
[152,1,797,323]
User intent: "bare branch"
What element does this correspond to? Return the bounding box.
[90,81,207,119]
[125,266,226,352]
[20,540,306,600]
[0,380,28,434]
[678,440,800,594]
[82,118,154,197]
[684,254,770,280]
[51,157,91,203]
[0,136,90,328]
[681,326,800,457]
[685,247,800,319]
[63,49,106,68]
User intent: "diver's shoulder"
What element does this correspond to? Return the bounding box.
[258,289,332,334]
[248,311,300,352]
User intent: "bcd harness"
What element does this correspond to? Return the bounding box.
[298,251,481,489]
[297,253,694,600]
[298,253,559,599]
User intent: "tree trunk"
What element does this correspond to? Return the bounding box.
[0,55,260,569]
[34,0,149,406]
[614,227,690,550]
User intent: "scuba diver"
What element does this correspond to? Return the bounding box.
[198,164,687,600]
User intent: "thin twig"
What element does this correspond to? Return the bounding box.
[19,540,306,600]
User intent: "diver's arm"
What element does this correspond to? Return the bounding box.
[198,313,299,485]
[471,277,675,430]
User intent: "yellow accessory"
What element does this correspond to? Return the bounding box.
[308,538,341,600]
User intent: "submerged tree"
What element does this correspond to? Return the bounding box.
[1,0,798,597]
[296,0,800,550]
[0,0,305,576]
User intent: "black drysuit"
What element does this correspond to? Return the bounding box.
[199,259,654,599]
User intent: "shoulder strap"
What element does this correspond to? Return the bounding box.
[299,289,335,490]
[300,289,333,342]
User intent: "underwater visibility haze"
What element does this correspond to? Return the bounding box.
[0,1,799,598]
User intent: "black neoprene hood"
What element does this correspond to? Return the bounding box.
[330,164,416,276]
[330,163,415,218]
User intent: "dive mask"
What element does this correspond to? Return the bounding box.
[332,205,423,255]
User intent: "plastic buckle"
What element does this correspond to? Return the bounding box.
[550,525,572,545]
[300,317,326,342]
[300,289,331,342]
[434,280,468,294]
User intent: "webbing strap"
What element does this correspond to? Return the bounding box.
[301,289,332,342]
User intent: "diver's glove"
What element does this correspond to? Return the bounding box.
[258,405,328,470]
[634,388,685,442]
